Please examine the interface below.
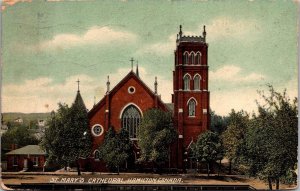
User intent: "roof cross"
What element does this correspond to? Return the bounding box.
[76,79,80,92]
[130,57,135,71]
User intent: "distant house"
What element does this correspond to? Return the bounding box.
[14,117,23,124]
[1,124,8,130]
[37,119,46,127]
[6,145,46,171]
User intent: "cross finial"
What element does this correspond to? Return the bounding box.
[154,76,158,94]
[76,79,80,92]
[106,75,110,93]
[136,60,139,77]
[203,25,206,42]
[179,25,182,38]
[130,57,135,71]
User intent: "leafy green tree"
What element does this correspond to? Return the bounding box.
[210,110,229,134]
[64,92,93,175]
[41,104,70,169]
[98,127,132,174]
[237,85,297,190]
[2,125,39,149]
[221,109,249,174]
[41,91,93,175]
[137,109,177,170]
[192,130,224,176]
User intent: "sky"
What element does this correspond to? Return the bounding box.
[1,0,298,116]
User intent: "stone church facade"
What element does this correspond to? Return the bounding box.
[84,26,210,171]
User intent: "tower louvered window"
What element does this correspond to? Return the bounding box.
[121,105,141,139]
[191,53,195,65]
[194,75,201,90]
[183,75,190,90]
[196,52,201,65]
[184,52,189,65]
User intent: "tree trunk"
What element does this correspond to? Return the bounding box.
[268,177,272,190]
[117,165,120,175]
[218,159,221,176]
[229,160,232,175]
[77,160,81,176]
[207,162,210,177]
[276,177,279,190]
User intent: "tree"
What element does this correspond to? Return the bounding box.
[210,110,229,134]
[41,104,70,169]
[192,130,224,177]
[98,127,132,174]
[237,85,297,190]
[137,109,177,171]
[221,109,249,174]
[2,125,39,149]
[41,91,93,175]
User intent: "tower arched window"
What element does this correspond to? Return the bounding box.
[188,99,196,117]
[194,74,201,90]
[191,52,195,65]
[121,105,141,139]
[183,52,189,65]
[196,52,201,65]
[183,74,191,90]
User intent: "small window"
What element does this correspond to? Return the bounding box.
[13,156,18,166]
[183,74,190,90]
[33,157,39,166]
[128,86,136,94]
[188,99,196,117]
[91,124,104,137]
[94,150,100,160]
[183,52,189,65]
[194,75,201,90]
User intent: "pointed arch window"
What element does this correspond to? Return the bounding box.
[194,74,201,90]
[191,52,195,65]
[183,74,191,90]
[183,52,189,65]
[188,99,196,117]
[121,105,141,139]
[196,52,201,65]
[94,150,100,160]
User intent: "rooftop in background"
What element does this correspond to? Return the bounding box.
[6,145,46,155]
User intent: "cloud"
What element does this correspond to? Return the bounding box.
[210,88,260,116]
[211,77,298,116]
[138,17,259,56]
[137,34,176,56]
[205,17,260,42]
[2,75,104,113]
[36,26,137,50]
[210,65,266,83]
[2,67,172,113]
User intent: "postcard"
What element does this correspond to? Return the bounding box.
[1,0,298,190]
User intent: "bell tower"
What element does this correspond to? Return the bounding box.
[172,25,210,169]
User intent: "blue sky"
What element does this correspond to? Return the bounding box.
[1,0,298,115]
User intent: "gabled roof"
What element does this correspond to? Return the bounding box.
[89,71,168,117]
[6,145,46,155]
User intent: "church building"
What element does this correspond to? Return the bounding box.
[85,25,210,171]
